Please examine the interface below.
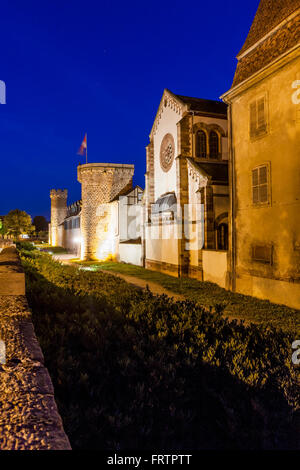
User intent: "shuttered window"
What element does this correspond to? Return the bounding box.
[250,102,257,136]
[252,164,270,205]
[252,245,273,264]
[250,96,267,137]
[257,98,266,131]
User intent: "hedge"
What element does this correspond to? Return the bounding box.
[21,250,300,450]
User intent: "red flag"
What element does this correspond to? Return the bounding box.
[78,134,87,157]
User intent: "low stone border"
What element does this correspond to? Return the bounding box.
[0,247,71,450]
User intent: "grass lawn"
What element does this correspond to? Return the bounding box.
[74,260,300,334]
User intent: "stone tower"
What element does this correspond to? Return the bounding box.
[50,189,68,247]
[78,163,134,260]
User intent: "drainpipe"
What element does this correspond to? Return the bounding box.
[228,102,236,292]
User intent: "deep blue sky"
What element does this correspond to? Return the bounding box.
[0,0,259,220]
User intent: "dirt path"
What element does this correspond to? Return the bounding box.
[53,255,250,324]
[97,269,251,323]
[53,255,185,301]
[100,270,185,301]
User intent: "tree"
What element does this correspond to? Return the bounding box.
[0,217,7,236]
[4,209,34,239]
[33,216,48,233]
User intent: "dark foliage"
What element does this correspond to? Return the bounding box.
[21,250,300,450]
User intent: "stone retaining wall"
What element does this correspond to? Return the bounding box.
[0,247,71,450]
[0,239,13,252]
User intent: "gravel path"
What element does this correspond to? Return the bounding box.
[53,255,253,324]
[54,255,185,301]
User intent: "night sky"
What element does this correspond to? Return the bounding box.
[0,0,259,220]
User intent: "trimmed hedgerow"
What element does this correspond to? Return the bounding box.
[21,250,299,450]
[75,261,300,334]
[15,241,36,251]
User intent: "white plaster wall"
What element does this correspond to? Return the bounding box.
[153,105,180,201]
[119,244,143,266]
[95,202,119,260]
[65,227,81,256]
[145,223,178,265]
[202,250,228,288]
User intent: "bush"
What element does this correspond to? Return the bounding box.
[39,246,69,254]
[16,241,35,251]
[21,251,300,450]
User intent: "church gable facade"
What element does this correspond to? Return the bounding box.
[144,89,229,286]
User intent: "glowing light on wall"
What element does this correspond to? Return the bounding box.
[96,205,117,261]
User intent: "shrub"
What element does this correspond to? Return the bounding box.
[16,241,35,251]
[21,250,300,450]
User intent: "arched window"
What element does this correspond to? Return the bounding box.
[209,131,219,159]
[195,130,207,158]
[217,223,228,250]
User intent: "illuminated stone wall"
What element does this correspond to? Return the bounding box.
[0,247,71,449]
[78,163,134,260]
[50,190,68,247]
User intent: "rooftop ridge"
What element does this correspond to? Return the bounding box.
[238,0,300,56]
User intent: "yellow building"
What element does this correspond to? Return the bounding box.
[222,0,300,309]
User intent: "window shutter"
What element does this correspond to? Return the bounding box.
[259,166,268,202]
[250,97,267,137]
[252,168,259,204]
[259,184,268,203]
[252,168,259,186]
[259,165,267,184]
[257,98,266,131]
[252,245,273,264]
[250,102,257,136]
[253,186,259,204]
[252,165,269,204]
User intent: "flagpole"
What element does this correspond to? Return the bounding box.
[86,133,88,164]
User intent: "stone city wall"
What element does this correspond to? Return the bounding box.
[0,247,71,450]
[0,238,13,252]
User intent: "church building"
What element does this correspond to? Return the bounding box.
[144,89,229,286]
